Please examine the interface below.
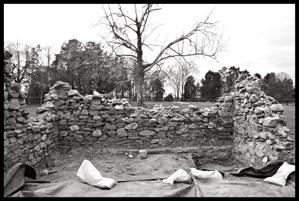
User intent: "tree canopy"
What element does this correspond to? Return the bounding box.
[183,75,197,100]
[262,72,294,100]
[101,4,222,106]
[200,70,222,99]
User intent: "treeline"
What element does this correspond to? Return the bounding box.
[198,66,294,101]
[5,40,295,103]
[165,66,295,101]
[5,39,165,102]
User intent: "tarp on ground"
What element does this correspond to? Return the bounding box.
[231,161,293,178]
[5,162,295,197]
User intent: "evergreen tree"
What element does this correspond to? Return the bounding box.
[262,72,294,99]
[183,76,196,100]
[151,78,165,101]
[200,71,222,99]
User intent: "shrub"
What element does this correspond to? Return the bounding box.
[164,94,174,101]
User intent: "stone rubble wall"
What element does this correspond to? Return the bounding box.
[35,81,234,164]
[4,51,294,170]
[4,52,58,172]
[227,76,295,168]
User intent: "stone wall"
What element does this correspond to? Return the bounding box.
[4,51,58,172]
[3,51,294,170]
[226,76,295,168]
[35,81,234,164]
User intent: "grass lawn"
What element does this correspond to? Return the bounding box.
[283,105,295,135]
[130,101,216,109]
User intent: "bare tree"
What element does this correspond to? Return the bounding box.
[4,41,31,84]
[44,46,52,67]
[165,59,198,100]
[40,46,53,103]
[101,4,222,106]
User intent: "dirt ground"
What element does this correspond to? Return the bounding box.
[40,147,237,183]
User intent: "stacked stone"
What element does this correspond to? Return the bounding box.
[4,51,29,170]
[230,76,294,168]
[216,95,235,139]
[25,120,59,167]
[4,51,58,171]
[5,51,294,170]
[36,81,134,152]
[35,81,233,163]
[35,77,294,167]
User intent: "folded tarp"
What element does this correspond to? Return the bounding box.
[264,162,295,186]
[4,163,37,197]
[10,174,295,197]
[5,162,295,197]
[162,169,192,185]
[10,179,202,197]
[190,168,223,181]
[231,161,295,182]
[76,159,117,189]
[231,161,284,178]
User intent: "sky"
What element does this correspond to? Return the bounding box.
[4,4,295,94]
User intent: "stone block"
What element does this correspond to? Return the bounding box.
[79,115,89,119]
[277,125,289,137]
[254,107,266,114]
[151,139,160,144]
[158,117,168,124]
[262,156,268,163]
[60,131,68,137]
[139,130,155,137]
[149,118,157,123]
[160,126,169,131]
[159,138,171,146]
[125,123,138,130]
[68,89,80,97]
[259,131,270,139]
[93,115,101,120]
[107,130,116,136]
[59,119,67,125]
[103,123,116,130]
[270,104,283,112]
[249,94,258,102]
[9,99,20,110]
[35,145,40,152]
[224,96,233,103]
[69,125,80,131]
[40,142,46,148]
[263,117,277,127]
[117,128,127,137]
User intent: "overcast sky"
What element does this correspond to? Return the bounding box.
[4,4,295,93]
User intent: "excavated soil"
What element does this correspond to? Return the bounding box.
[39,147,237,182]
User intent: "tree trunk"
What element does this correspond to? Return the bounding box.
[129,81,132,101]
[136,70,144,106]
[40,70,43,104]
[136,24,144,107]
[121,88,124,98]
[88,79,93,94]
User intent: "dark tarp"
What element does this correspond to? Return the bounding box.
[5,162,295,197]
[10,179,202,197]
[231,161,295,181]
[4,163,37,197]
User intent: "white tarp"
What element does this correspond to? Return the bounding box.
[76,159,117,189]
[162,169,192,185]
[190,168,223,181]
[264,162,295,186]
